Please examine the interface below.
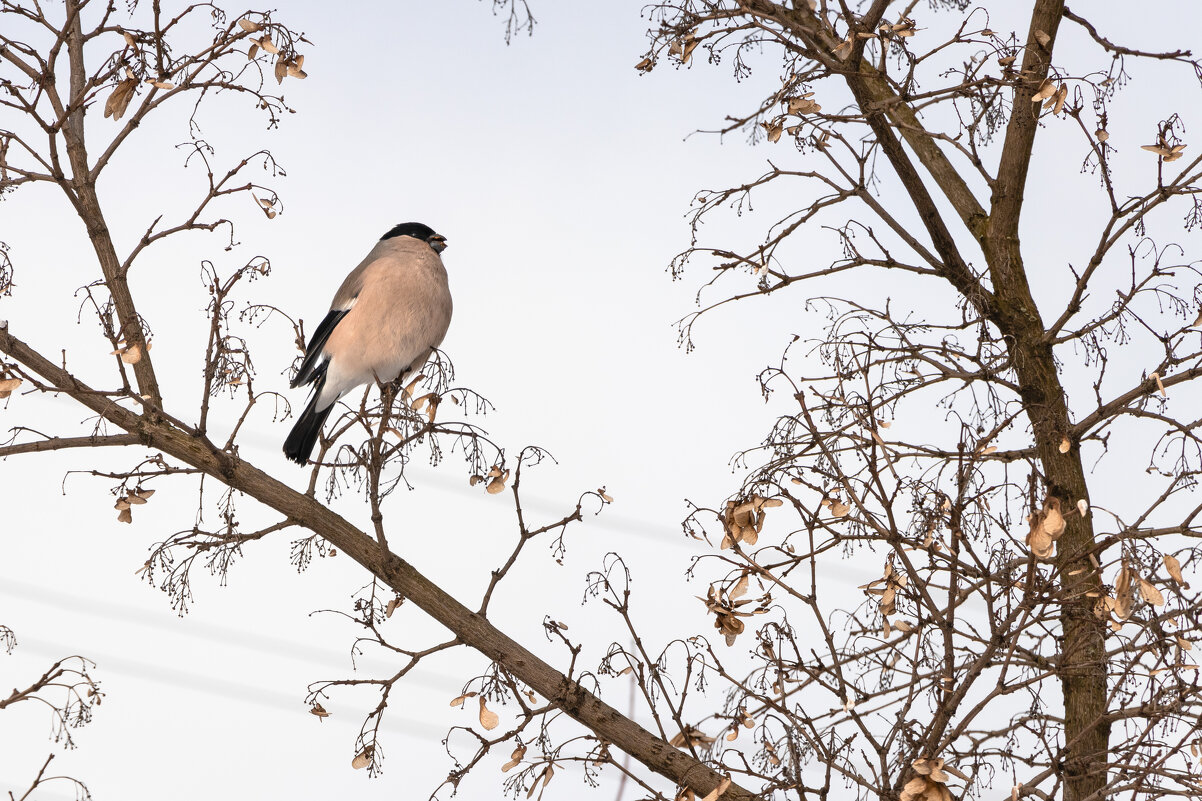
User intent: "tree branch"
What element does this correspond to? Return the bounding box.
[0,323,757,801]
[0,433,140,457]
[1063,7,1194,61]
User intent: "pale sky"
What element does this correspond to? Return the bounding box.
[1,2,820,799]
[3,2,1201,800]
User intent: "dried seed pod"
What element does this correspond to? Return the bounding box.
[501,745,526,772]
[478,696,499,730]
[449,691,476,707]
[351,746,373,770]
[1139,578,1165,607]
[1164,554,1188,588]
[1040,497,1066,539]
[104,79,139,120]
[121,344,142,364]
[1031,78,1056,102]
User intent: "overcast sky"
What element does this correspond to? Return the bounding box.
[3,2,1201,800]
[0,2,824,799]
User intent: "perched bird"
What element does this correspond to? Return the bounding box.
[283,222,453,464]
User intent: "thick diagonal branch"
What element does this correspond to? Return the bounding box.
[0,325,758,801]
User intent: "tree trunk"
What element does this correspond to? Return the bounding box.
[982,3,1110,797]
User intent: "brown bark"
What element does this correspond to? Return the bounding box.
[816,0,1108,794]
[62,0,162,406]
[789,0,1110,792]
[743,0,989,237]
[736,6,1113,790]
[0,324,758,801]
[983,3,1110,799]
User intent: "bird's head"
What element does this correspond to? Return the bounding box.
[381,221,448,254]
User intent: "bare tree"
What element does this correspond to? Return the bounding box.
[6,2,1202,801]
[600,2,1202,801]
[0,2,746,799]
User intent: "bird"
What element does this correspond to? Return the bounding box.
[283,222,453,464]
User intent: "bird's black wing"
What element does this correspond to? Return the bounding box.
[291,308,350,388]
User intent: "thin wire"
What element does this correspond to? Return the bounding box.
[3,631,449,739]
[0,575,445,686]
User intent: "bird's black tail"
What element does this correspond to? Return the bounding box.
[283,392,334,465]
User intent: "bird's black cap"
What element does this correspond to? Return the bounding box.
[381,222,439,241]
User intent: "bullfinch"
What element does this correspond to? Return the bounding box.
[283,222,452,464]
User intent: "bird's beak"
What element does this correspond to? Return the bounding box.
[431,236,448,254]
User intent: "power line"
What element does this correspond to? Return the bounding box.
[0,575,449,693]
[0,576,461,745]
[0,634,451,800]
[237,426,704,549]
[3,633,451,740]
[11,393,705,549]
